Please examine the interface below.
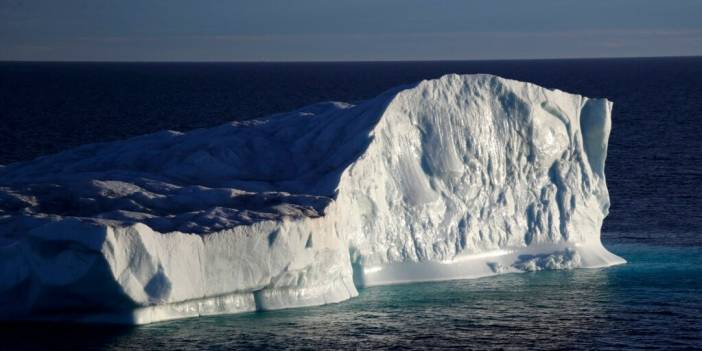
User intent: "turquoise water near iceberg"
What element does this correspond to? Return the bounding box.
[3,243,700,350]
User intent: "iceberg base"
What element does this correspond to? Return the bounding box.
[357,243,625,287]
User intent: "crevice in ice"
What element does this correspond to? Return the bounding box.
[349,248,366,288]
[580,98,610,179]
[267,229,280,247]
[252,289,265,310]
[548,162,570,241]
[143,265,171,303]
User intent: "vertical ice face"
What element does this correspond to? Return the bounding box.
[338,75,621,286]
[0,74,623,324]
[580,98,612,179]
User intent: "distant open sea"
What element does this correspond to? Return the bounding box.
[1,57,701,349]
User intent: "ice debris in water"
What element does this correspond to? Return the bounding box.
[513,249,582,272]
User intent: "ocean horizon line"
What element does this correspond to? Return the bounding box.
[1,54,701,65]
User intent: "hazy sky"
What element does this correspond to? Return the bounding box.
[2,0,701,61]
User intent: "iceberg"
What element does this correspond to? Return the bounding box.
[0,74,625,324]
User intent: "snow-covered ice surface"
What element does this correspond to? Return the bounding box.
[0,74,624,324]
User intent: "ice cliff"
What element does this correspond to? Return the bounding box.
[0,74,624,324]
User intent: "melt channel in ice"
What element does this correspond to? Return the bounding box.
[0,74,625,324]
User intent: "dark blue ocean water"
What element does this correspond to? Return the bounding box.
[1,58,701,349]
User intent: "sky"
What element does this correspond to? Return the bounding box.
[1,0,701,62]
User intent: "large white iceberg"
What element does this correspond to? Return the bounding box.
[0,74,624,324]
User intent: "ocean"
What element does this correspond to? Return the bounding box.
[1,57,701,349]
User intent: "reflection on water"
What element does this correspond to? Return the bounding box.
[2,243,700,350]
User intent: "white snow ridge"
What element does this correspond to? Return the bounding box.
[0,74,625,324]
